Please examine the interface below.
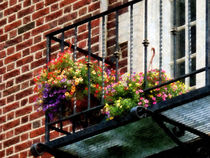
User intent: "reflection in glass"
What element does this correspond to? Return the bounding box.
[190,57,196,86]
[191,26,196,53]
[176,29,185,59]
[177,61,185,83]
[190,0,196,22]
[176,0,185,26]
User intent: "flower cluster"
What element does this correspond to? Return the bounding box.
[34,49,115,119]
[103,69,187,120]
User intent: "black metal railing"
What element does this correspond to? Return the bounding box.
[44,0,209,144]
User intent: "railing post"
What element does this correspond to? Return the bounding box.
[130,4,134,76]
[206,0,209,85]
[172,0,177,78]
[159,0,163,82]
[46,36,51,64]
[143,0,149,88]
[45,111,50,142]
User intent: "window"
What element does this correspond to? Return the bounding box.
[172,0,196,87]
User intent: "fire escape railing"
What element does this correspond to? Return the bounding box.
[31,0,210,157]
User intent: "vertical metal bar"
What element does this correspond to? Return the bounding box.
[130,4,134,76]
[205,0,209,85]
[187,0,192,78]
[61,32,64,53]
[45,112,50,142]
[115,10,119,82]
[143,0,149,88]
[101,15,105,105]
[73,26,77,62]
[88,21,91,109]
[159,0,163,83]
[172,0,177,78]
[46,36,51,64]
[59,106,63,130]
[73,26,77,114]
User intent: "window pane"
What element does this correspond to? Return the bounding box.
[190,57,196,86]
[190,0,196,22]
[191,25,196,53]
[176,0,185,26]
[177,61,185,83]
[176,29,185,59]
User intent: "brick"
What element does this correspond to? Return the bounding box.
[21,98,28,106]
[91,19,100,28]
[23,32,31,40]
[7,95,15,103]
[7,112,14,120]
[21,133,28,141]
[23,0,31,7]
[6,147,13,156]
[21,115,28,124]
[4,4,21,16]
[35,51,42,59]
[0,83,5,90]
[32,24,50,36]
[16,88,33,100]
[51,3,59,12]
[16,72,32,84]
[18,22,35,34]
[21,81,29,89]
[9,30,17,39]
[79,7,87,16]
[3,102,19,113]
[31,58,45,69]
[0,150,5,158]
[3,85,20,97]
[15,141,32,152]
[73,0,91,10]
[32,8,49,20]
[3,119,20,131]
[46,10,62,22]
[7,63,15,72]
[6,79,14,88]
[60,0,77,8]
[17,55,33,67]
[30,111,44,121]
[88,1,100,12]
[15,124,31,135]
[9,14,16,23]
[16,39,32,51]
[22,48,30,56]
[5,36,22,48]
[9,0,17,6]
[30,127,44,138]
[5,130,13,139]
[36,1,44,10]
[5,20,21,32]
[45,0,57,6]
[31,41,45,52]
[0,116,6,124]
[58,12,77,25]
[36,17,44,26]
[0,1,8,10]
[5,52,21,65]
[22,65,29,73]
[23,15,31,24]
[4,136,19,148]
[0,18,6,27]
[64,6,71,13]
[3,69,20,81]
[0,34,7,41]
[34,35,41,44]
[0,67,6,74]
[33,120,40,128]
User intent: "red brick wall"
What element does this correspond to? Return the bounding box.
[0,0,128,157]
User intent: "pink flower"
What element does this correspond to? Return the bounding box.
[153,102,157,104]
[152,97,156,101]
[144,104,149,108]
[157,93,161,97]
[138,102,142,105]
[144,99,149,103]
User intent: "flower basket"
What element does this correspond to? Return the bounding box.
[103,69,188,120]
[34,49,115,123]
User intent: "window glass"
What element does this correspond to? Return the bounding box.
[190,0,196,22]
[176,0,185,26]
[177,62,185,83]
[176,29,185,59]
[190,57,196,86]
[191,25,196,53]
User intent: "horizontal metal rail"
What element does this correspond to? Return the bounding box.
[51,36,114,65]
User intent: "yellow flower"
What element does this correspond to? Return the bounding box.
[65,92,70,97]
[92,70,96,75]
[75,78,79,85]
[109,117,114,120]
